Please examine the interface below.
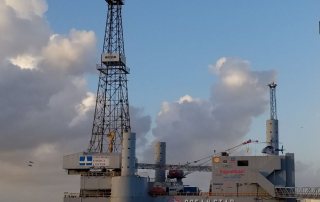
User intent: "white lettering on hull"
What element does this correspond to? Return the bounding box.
[184,200,235,202]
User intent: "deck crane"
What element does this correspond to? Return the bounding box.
[137,139,260,176]
[223,139,259,155]
[141,139,260,196]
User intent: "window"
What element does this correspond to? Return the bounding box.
[237,160,248,166]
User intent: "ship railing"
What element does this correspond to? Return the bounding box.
[149,193,166,197]
[64,192,110,198]
[149,192,201,197]
[203,192,271,197]
[81,172,116,177]
[150,192,271,197]
[64,193,80,198]
[96,64,130,74]
[275,186,320,199]
[177,192,201,196]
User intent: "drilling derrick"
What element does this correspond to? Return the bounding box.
[89,0,130,153]
[63,1,135,201]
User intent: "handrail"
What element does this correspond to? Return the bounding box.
[64,193,79,198]
[64,192,110,198]
[81,172,115,177]
[275,186,320,199]
[66,188,320,199]
[149,192,271,197]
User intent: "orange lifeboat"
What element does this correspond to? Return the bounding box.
[167,169,184,179]
[149,187,166,196]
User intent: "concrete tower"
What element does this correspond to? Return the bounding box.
[111,132,148,202]
[154,142,166,182]
[263,82,279,155]
[121,132,136,176]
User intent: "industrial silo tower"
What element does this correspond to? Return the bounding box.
[263,82,279,155]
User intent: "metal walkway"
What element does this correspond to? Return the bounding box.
[275,187,320,199]
[137,163,212,172]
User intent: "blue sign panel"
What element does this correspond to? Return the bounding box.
[79,155,93,166]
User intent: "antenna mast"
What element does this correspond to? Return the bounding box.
[88,0,130,153]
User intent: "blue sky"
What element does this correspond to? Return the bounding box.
[45,0,320,182]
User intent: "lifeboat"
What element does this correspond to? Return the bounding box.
[167,169,184,179]
[148,186,166,196]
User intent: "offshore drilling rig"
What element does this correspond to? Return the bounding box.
[63,1,320,202]
[63,1,211,201]
[63,0,145,201]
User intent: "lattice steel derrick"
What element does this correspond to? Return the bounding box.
[88,0,130,153]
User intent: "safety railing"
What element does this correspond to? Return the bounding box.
[81,171,118,177]
[96,64,130,74]
[64,192,110,198]
[64,193,80,198]
[275,187,320,199]
[150,192,271,197]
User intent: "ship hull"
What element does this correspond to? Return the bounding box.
[64,196,287,202]
[150,196,286,202]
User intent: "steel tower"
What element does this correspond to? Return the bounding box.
[268,82,277,120]
[89,0,130,153]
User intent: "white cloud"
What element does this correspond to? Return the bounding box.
[130,107,152,153]
[178,94,195,104]
[0,2,152,202]
[4,0,47,20]
[0,0,50,61]
[0,1,98,201]
[148,57,276,165]
[9,54,40,70]
[222,70,247,87]
[42,30,96,73]
[295,160,320,187]
[32,143,57,160]
[69,92,96,127]
[211,56,227,74]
